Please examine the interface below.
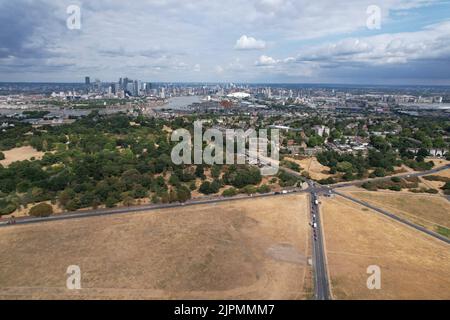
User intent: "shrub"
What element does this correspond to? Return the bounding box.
[0,199,17,216]
[151,195,161,204]
[175,185,192,203]
[423,175,450,182]
[222,188,238,197]
[391,177,401,183]
[257,184,271,194]
[282,160,302,172]
[319,177,335,185]
[29,203,53,217]
[373,168,386,177]
[105,196,119,208]
[389,185,402,192]
[189,181,197,191]
[362,182,378,191]
[199,181,220,195]
[0,152,5,160]
[240,185,257,195]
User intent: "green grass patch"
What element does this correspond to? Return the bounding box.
[436,226,450,238]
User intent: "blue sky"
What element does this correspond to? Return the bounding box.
[0,0,450,84]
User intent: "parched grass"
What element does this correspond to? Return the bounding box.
[0,194,311,300]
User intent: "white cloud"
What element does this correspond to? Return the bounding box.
[255,55,279,66]
[294,21,450,66]
[235,35,267,50]
[255,55,296,67]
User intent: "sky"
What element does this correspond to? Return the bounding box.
[0,0,450,85]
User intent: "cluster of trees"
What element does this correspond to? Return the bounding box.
[0,114,197,214]
[0,121,33,151]
[0,113,282,216]
[198,165,265,195]
[317,150,369,181]
[277,171,303,187]
[361,177,419,192]
[223,165,262,189]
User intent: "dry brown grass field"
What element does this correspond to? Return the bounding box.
[321,196,450,300]
[285,157,332,180]
[341,188,450,232]
[0,194,312,300]
[0,146,45,167]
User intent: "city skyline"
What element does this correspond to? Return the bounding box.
[1,0,450,85]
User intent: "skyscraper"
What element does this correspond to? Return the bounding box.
[133,80,139,96]
[85,77,90,85]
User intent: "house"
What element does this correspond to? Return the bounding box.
[313,125,330,137]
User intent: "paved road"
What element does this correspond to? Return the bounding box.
[334,190,450,245]
[308,188,331,300]
[0,188,308,228]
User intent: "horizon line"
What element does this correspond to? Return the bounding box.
[1,81,450,88]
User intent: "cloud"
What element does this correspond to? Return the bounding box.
[0,0,448,84]
[255,55,295,67]
[250,20,450,84]
[294,21,450,66]
[0,0,60,59]
[235,35,267,50]
[255,55,279,66]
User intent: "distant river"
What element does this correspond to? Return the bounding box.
[156,96,202,110]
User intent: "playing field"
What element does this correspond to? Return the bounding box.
[321,196,450,300]
[0,194,312,300]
